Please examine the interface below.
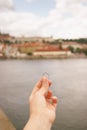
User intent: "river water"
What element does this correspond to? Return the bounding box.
[0,59,87,130]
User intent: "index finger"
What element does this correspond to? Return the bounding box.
[39,77,52,95]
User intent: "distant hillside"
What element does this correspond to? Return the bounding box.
[0,32,87,44]
[63,38,87,44]
[0,32,10,36]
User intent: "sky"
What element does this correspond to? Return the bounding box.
[0,0,87,39]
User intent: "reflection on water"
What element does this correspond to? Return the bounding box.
[0,59,87,130]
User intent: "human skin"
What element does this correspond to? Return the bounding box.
[23,77,58,130]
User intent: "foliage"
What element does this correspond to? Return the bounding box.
[3,40,12,44]
[27,52,33,56]
[75,48,87,56]
[68,46,75,53]
[63,38,87,44]
[75,48,82,53]
[0,32,9,36]
[82,49,87,55]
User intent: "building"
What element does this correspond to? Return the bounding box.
[0,43,4,52]
[81,44,87,49]
[15,36,54,43]
[0,43,4,57]
[3,45,18,58]
[0,34,15,43]
[33,45,72,57]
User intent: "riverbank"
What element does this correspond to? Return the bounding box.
[0,53,87,60]
[0,108,16,130]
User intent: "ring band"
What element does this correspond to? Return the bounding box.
[42,72,49,79]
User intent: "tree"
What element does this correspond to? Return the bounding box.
[82,49,87,55]
[68,46,75,53]
[27,52,33,56]
[75,48,82,53]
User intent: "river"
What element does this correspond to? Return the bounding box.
[0,59,87,130]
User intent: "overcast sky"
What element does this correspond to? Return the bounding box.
[0,0,87,38]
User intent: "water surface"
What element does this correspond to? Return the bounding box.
[0,59,87,130]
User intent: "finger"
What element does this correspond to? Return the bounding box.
[45,90,52,99]
[39,77,51,95]
[51,96,58,108]
[42,76,52,86]
[49,80,52,86]
[31,77,51,95]
[52,96,58,104]
[32,78,42,95]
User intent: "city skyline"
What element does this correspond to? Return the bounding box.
[0,0,87,39]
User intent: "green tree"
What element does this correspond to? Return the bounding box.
[82,49,87,55]
[68,46,75,53]
[75,48,82,53]
[27,52,33,56]
[4,40,11,44]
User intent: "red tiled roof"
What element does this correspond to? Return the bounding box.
[0,36,10,39]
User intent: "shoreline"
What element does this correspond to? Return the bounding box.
[0,54,87,60]
[0,108,16,130]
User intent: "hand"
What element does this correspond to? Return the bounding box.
[29,77,58,125]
